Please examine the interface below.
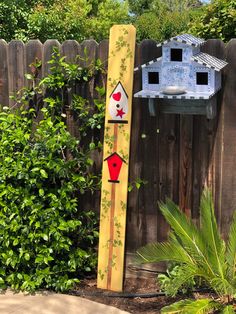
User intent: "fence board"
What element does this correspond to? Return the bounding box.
[0,40,9,106]
[43,40,61,76]
[93,39,109,213]
[220,39,236,239]
[135,40,159,247]
[61,40,81,63]
[78,40,99,212]
[179,116,193,217]
[61,41,81,140]
[8,40,25,107]
[126,42,142,255]
[157,112,179,240]
[26,40,43,80]
[203,40,226,227]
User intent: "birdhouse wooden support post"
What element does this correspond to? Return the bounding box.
[97,25,136,292]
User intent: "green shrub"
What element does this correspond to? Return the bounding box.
[158,264,196,296]
[3,0,129,42]
[0,49,105,292]
[133,0,203,42]
[189,0,236,42]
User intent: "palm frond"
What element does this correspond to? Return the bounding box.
[136,234,194,265]
[161,299,193,313]
[200,189,226,278]
[226,211,236,280]
[136,188,236,304]
[221,305,235,314]
[159,199,216,277]
[210,277,236,296]
[159,199,199,244]
[161,298,220,314]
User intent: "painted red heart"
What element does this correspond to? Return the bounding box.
[112,92,121,101]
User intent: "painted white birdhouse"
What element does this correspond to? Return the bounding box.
[134,34,228,118]
[108,81,128,124]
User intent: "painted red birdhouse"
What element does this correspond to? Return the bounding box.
[104,152,126,183]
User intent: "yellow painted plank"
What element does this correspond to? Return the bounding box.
[97,25,136,291]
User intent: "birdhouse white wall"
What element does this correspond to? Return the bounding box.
[190,63,214,94]
[162,42,200,64]
[142,64,161,91]
[215,71,221,92]
[108,81,129,123]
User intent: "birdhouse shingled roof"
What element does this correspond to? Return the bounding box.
[191,52,228,72]
[156,33,205,48]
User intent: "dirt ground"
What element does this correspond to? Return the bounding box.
[72,278,181,314]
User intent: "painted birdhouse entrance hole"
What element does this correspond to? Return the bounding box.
[134,34,228,119]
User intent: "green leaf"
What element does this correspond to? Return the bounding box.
[226,211,236,279]
[13,238,19,246]
[86,158,94,166]
[128,184,133,192]
[31,167,40,172]
[25,74,34,80]
[24,253,30,261]
[89,142,96,150]
[200,189,225,279]
[17,273,23,280]
[40,169,48,178]
[79,176,86,182]
[221,305,235,314]
[161,299,193,313]
[43,234,49,241]
[161,299,220,314]
[39,189,44,196]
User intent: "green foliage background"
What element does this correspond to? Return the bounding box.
[0,0,129,42]
[0,0,235,43]
[0,50,105,291]
[189,0,236,42]
[129,0,203,42]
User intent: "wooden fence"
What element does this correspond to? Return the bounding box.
[0,38,236,278]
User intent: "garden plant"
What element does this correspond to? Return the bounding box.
[0,49,105,292]
[136,189,236,313]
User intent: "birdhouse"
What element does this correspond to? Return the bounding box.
[108,81,129,124]
[104,152,126,183]
[134,34,228,119]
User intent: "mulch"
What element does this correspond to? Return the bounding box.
[73,278,181,313]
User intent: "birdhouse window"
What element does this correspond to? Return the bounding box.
[170,48,183,62]
[196,72,208,85]
[148,72,159,84]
